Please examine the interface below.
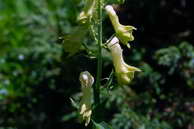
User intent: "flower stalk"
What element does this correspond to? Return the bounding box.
[95,0,102,104]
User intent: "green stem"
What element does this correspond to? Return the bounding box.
[94,0,102,105]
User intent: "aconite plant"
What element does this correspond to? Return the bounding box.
[64,0,141,127]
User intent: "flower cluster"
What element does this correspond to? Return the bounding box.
[76,3,141,127]
[105,5,141,85]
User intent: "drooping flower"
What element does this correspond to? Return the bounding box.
[105,5,136,48]
[107,37,141,85]
[77,0,96,24]
[79,71,94,126]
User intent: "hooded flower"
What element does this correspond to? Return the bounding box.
[79,71,94,126]
[77,0,96,24]
[105,5,136,48]
[107,37,141,85]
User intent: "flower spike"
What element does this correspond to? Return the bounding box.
[107,37,141,85]
[105,5,136,48]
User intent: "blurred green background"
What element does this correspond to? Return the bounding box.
[0,0,194,129]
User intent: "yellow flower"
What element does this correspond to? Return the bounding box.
[107,37,141,85]
[79,71,94,126]
[77,0,96,24]
[105,5,136,48]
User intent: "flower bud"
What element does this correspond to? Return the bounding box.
[79,71,94,126]
[105,5,136,48]
[107,37,141,85]
[78,0,96,24]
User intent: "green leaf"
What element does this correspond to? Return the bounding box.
[70,98,79,109]
[92,120,113,129]
[62,112,77,121]
[104,69,114,89]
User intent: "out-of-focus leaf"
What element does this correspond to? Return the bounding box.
[106,0,125,4]
[62,112,77,121]
[63,25,88,56]
[93,120,112,129]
